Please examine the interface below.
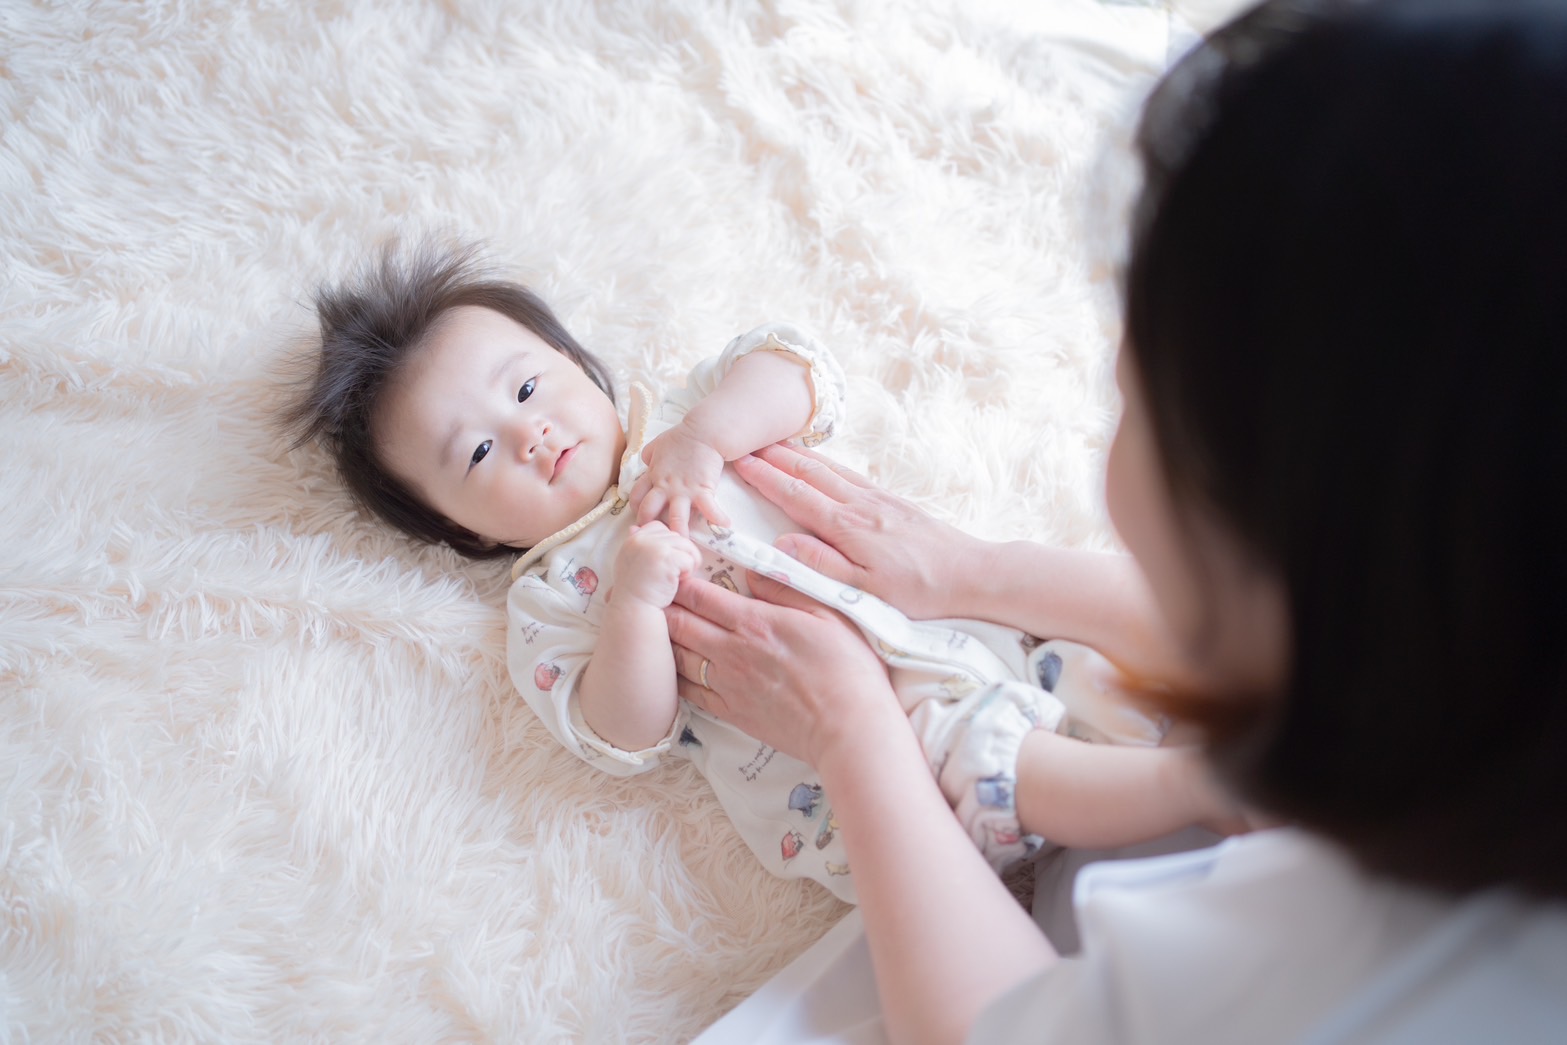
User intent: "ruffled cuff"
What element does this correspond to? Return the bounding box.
[718,321,847,448]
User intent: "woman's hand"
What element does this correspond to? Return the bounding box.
[665,569,904,767]
[629,427,730,537]
[670,565,1060,1045]
[732,443,988,620]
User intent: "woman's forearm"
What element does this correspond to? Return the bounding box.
[664,574,1057,1043]
[941,542,1201,689]
[815,702,1057,1045]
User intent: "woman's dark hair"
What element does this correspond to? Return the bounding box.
[281,241,615,559]
[1125,0,1567,897]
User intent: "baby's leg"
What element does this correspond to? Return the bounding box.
[907,679,1060,872]
[1015,730,1244,848]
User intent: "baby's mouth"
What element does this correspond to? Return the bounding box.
[551,444,577,483]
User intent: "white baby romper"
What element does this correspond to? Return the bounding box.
[506,322,1161,904]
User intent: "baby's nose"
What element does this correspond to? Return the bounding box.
[517,419,552,458]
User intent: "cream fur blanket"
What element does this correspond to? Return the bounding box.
[1,1,1234,1039]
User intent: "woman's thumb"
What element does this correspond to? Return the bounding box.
[774,533,858,585]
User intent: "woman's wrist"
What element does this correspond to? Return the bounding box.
[930,536,1025,621]
[811,679,911,784]
[808,667,908,773]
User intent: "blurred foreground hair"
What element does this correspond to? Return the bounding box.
[1125,0,1567,897]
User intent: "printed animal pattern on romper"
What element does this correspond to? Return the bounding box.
[990,823,1023,850]
[974,775,1015,810]
[875,637,906,659]
[702,553,740,594]
[815,809,839,849]
[781,830,805,861]
[535,662,563,691]
[562,560,598,610]
[940,674,981,700]
[1035,650,1063,691]
[789,782,824,818]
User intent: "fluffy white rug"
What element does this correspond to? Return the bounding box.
[0,1,1235,1039]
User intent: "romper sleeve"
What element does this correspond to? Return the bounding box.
[506,572,682,777]
[675,321,847,448]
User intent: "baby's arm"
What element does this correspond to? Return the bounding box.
[633,349,816,533]
[575,523,703,752]
[1014,731,1247,849]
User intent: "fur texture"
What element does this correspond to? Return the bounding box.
[0,0,1214,1039]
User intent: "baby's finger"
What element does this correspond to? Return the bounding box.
[638,526,705,580]
[637,488,668,526]
[680,536,705,573]
[626,474,649,511]
[694,491,730,529]
[666,496,692,537]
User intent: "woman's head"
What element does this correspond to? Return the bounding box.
[283,243,619,558]
[1116,0,1567,896]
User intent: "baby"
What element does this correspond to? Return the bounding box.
[286,244,1234,904]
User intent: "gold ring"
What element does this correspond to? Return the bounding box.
[699,658,712,689]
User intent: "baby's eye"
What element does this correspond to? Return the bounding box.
[518,378,536,403]
[470,440,492,468]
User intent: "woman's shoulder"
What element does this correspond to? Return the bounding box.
[1300,887,1567,1044]
[973,829,1567,1044]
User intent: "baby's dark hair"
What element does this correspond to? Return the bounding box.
[282,242,615,559]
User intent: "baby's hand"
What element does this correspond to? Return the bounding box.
[629,426,730,536]
[613,522,703,609]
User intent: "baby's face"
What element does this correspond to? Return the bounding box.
[376,305,625,550]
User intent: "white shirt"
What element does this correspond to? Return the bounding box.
[972,828,1567,1044]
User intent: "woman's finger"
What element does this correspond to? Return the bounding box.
[670,642,713,688]
[732,452,850,534]
[758,442,875,491]
[668,575,756,636]
[665,605,734,669]
[676,675,720,714]
[773,532,860,587]
[743,569,842,615]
